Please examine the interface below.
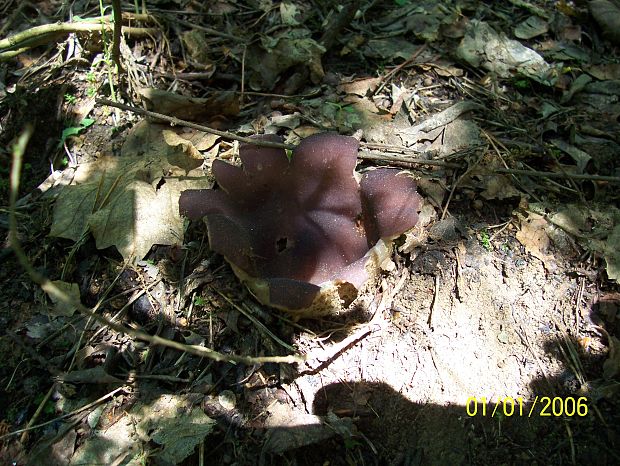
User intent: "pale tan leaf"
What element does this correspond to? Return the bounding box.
[516,213,555,268]
[51,151,212,261]
[162,130,204,170]
[336,77,381,97]
[479,175,521,200]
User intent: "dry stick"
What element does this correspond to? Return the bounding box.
[215,290,296,353]
[359,151,460,169]
[487,166,620,183]
[8,126,303,366]
[111,0,124,73]
[240,45,246,107]
[96,98,296,150]
[170,17,245,43]
[482,130,542,205]
[0,13,155,50]
[95,100,460,169]
[96,99,620,184]
[6,126,56,444]
[0,47,32,61]
[0,22,155,54]
[20,384,55,444]
[441,155,483,220]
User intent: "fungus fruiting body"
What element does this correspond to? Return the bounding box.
[180,133,422,316]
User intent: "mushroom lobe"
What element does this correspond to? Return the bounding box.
[179,133,422,316]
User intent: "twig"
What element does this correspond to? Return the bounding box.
[359,151,460,168]
[215,290,297,353]
[8,126,303,366]
[97,99,458,170]
[96,98,296,150]
[20,384,55,443]
[428,274,439,328]
[300,294,387,374]
[240,46,246,107]
[0,19,155,58]
[95,99,620,184]
[111,0,124,73]
[169,17,245,43]
[473,166,620,183]
[441,155,482,220]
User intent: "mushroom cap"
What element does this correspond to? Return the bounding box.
[180,133,422,315]
[360,168,423,243]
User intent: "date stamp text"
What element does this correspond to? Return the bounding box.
[466,396,588,417]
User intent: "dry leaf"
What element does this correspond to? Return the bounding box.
[456,20,554,84]
[138,88,239,121]
[337,77,381,97]
[50,129,212,260]
[479,175,521,200]
[516,213,555,269]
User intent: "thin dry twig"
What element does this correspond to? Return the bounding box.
[215,290,297,353]
[96,98,296,150]
[375,43,428,95]
[111,0,124,73]
[441,154,483,220]
[97,98,620,184]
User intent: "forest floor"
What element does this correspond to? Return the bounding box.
[1,0,619,465]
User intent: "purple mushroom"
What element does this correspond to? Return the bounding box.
[180,133,422,316]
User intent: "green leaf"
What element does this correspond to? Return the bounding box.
[58,118,96,147]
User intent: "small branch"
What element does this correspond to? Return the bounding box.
[96,98,296,150]
[474,166,620,183]
[375,43,428,96]
[0,22,155,50]
[95,99,620,184]
[358,151,461,169]
[0,386,126,440]
[111,0,124,73]
[0,17,156,60]
[172,17,245,43]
